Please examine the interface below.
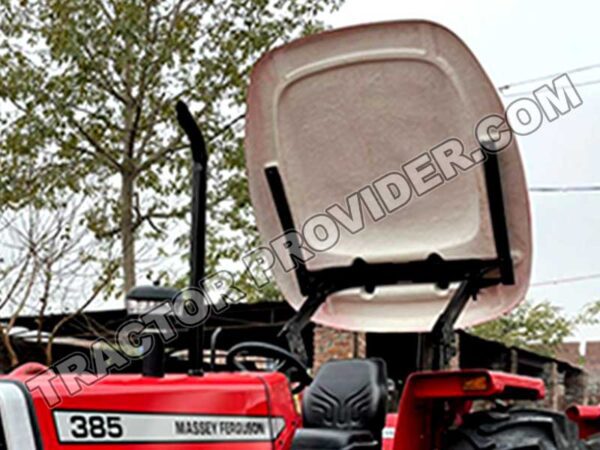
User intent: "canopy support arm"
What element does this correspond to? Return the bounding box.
[265,142,514,364]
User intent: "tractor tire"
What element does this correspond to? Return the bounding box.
[443,408,586,449]
[585,433,600,450]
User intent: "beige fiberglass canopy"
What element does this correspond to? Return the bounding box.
[244,21,531,333]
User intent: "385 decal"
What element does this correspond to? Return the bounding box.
[69,415,123,439]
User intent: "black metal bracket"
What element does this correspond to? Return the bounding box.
[279,287,332,364]
[430,276,481,370]
[266,144,514,364]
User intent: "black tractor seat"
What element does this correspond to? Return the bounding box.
[292,359,388,450]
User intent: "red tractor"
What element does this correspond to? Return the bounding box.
[1,20,599,450]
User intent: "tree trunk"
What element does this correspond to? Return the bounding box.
[0,325,18,370]
[121,172,136,292]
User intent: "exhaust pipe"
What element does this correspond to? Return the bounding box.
[176,101,208,376]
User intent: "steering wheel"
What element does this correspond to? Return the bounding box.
[226,342,312,394]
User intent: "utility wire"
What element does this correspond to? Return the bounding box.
[498,62,600,92]
[502,78,600,98]
[497,68,600,193]
[529,186,600,193]
[531,272,600,287]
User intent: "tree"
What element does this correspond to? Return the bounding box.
[470,300,600,357]
[0,0,343,298]
[0,199,115,368]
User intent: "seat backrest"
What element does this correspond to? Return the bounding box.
[302,359,388,441]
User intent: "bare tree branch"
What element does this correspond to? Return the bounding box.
[45,262,118,364]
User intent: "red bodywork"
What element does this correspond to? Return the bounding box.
[5,368,300,450]
[392,370,545,450]
[382,414,397,450]
[3,366,550,449]
[567,405,600,439]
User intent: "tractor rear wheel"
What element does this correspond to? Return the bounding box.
[444,408,586,449]
[585,433,600,449]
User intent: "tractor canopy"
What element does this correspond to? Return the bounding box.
[244,20,531,333]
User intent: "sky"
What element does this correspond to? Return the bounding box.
[11,0,600,343]
[330,0,600,341]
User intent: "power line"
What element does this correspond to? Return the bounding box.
[531,272,600,287]
[502,78,600,98]
[498,62,600,92]
[529,186,600,193]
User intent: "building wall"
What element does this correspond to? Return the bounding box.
[585,342,600,404]
[556,343,582,367]
[312,325,366,373]
[556,341,600,405]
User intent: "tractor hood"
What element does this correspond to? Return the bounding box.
[244,21,531,333]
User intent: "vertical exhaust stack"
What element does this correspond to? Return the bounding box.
[176,101,208,376]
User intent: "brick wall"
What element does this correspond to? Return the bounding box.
[557,341,600,404]
[556,343,581,367]
[313,325,366,373]
[586,342,600,374]
[586,342,600,403]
